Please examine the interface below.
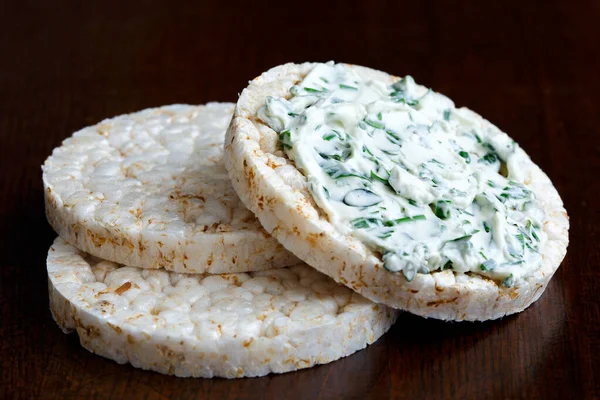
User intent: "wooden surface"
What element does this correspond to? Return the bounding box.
[1,1,599,399]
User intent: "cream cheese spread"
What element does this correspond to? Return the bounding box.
[258,62,546,286]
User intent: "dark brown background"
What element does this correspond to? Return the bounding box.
[1,1,599,399]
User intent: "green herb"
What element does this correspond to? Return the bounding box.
[279,130,292,149]
[527,220,540,241]
[371,170,390,184]
[526,243,539,252]
[320,77,329,83]
[430,200,452,220]
[480,153,498,164]
[288,112,299,117]
[324,166,371,181]
[480,259,497,271]
[385,129,401,142]
[483,221,491,233]
[442,260,453,270]
[516,233,525,246]
[461,208,475,216]
[377,112,383,121]
[383,215,426,226]
[487,180,495,188]
[339,83,358,90]
[350,217,381,229]
[304,87,325,93]
[443,109,451,121]
[479,251,487,260]
[390,94,419,107]
[449,234,472,242]
[365,119,385,130]
[475,133,483,143]
[459,151,471,163]
[502,274,515,288]
[501,185,531,201]
[318,150,351,162]
[322,133,336,141]
[407,199,418,206]
[378,231,393,239]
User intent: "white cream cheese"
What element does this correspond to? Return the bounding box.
[258,62,546,286]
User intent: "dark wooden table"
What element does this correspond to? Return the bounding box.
[1,1,599,399]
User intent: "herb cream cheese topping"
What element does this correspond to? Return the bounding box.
[258,62,546,287]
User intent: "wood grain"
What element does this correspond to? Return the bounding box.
[1,0,598,399]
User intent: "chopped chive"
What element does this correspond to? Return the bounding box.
[322,133,336,141]
[385,129,401,142]
[483,221,491,233]
[430,200,452,220]
[332,172,371,181]
[288,112,299,117]
[526,243,538,252]
[459,151,471,163]
[531,229,539,241]
[383,215,426,227]
[479,251,488,260]
[377,112,383,121]
[480,153,498,164]
[515,234,525,251]
[279,130,292,149]
[480,259,497,271]
[407,199,418,206]
[449,234,472,242]
[370,170,389,184]
[461,209,475,216]
[502,274,515,288]
[487,180,495,188]
[443,109,451,121]
[365,119,385,130]
[442,260,453,270]
[319,77,329,83]
[339,83,358,90]
[350,217,381,229]
[304,87,325,93]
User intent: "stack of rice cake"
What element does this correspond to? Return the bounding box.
[42,103,398,378]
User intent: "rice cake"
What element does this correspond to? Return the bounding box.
[43,103,297,274]
[224,62,569,321]
[47,237,398,378]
